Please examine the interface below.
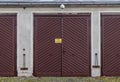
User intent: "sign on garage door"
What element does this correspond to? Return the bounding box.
[34,14,91,76]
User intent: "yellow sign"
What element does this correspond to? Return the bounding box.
[55,38,62,43]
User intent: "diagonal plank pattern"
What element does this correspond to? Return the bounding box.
[102,15,120,76]
[0,15,17,76]
[62,15,91,76]
[34,15,62,76]
[34,14,91,76]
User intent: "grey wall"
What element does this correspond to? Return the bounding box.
[0,7,119,77]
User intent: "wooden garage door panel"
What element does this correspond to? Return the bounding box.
[34,14,91,77]
[101,15,120,76]
[34,15,62,76]
[0,15,17,76]
[62,15,91,76]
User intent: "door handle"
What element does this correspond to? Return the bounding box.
[63,50,66,54]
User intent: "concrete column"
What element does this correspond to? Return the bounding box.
[17,8,33,76]
[91,11,101,77]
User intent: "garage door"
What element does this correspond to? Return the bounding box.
[101,14,120,76]
[34,15,62,76]
[34,14,91,76]
[0,14,17,76]
[62,15,91,76]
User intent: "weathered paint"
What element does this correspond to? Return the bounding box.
[33,14,91,76]
[0,14,17,76]
[0,7,119,77]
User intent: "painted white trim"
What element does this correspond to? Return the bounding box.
[30,8,120,77]
[30,11,34,76]
[17,9,34,76]
[32,11,92,14]
[91,11,101,77]
[0,9,34,77]
[31,10,96,77]
[98,10,120,76]
[2,7,120,77]
[0,10,19,76]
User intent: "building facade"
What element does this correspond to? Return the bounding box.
[0,0,119,77]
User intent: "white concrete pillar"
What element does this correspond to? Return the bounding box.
[91,10,101,77]
[17,8,33,76]
[16,8,101,77]
[91,11,101,77]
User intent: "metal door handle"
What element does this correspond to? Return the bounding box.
[93,53,100,68]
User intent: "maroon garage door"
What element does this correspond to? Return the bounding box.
[101,14,120,76]
[34,14,91,76]
[0,14,17,76]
